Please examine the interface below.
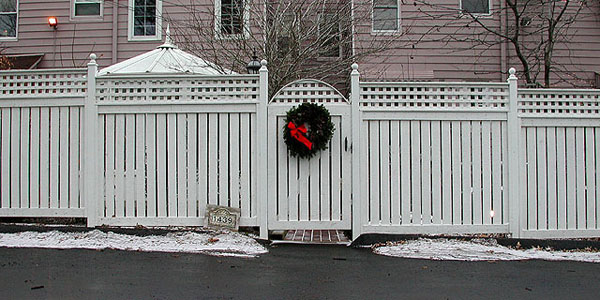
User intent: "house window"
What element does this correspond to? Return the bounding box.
[217,0,245,36]
[373,0,399,31]
[73,0,102,17]
[461,0,490,14]
[0,0,17,39]
[128,0,162,41]
[319,13,341,57]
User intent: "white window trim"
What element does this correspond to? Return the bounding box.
[371,0,401,34]
[460,0,492,17]
[70,0,104,21]
[128,0,162,42]
[0,0,18,41]
[214,0,249,40]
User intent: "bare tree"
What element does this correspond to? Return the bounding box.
[166,0,404,95]
[0,45,11,70]
[413,0,592,87]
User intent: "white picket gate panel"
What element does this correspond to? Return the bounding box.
[267,80,352,230]
[356,82,511,235]
[518,89,600,238]
[0,69,87,217]
[94,75,260,227]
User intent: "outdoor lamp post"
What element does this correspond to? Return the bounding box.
[246,55,261,74]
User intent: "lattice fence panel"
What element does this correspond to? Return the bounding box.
[360,83,509,111]
[96,76,259,102]
[0,69,87,98]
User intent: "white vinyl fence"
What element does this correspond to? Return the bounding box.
[0,59,599,241]
[0,69,87,217]
[518,89,600,238]
[351,66,600,239]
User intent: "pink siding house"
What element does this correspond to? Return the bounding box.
[1,0,599,87]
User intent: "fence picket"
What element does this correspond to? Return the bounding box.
[566,128,576,229]
[187,114,198,217]
[125,114,135,217]
[156,114,167,217]
[114,114,125,217]
[230,114,240,212]
[309,151,320,221]
[472,121,482,224]
[390,121,401,224]
[441,121,452,225]
[11,108,20,208]
[546,128,558,230]
[208,114,218,206]
[451,122,462,224]
[20,108,30,209]
[218,114,229,207]
[369,121,380,224]
[576,128,586,229]
[177,114,187,216]
[461,121,472,225]
[380,121,391,225]
[400,121,411,225]
[239,113,251,219]
[585,128,596,229]
[197,114,209,215]
[167,114,177,217]
[491,122,503,225]
[330,117,341,222]
[536,127,548,230]
[320,135,331,221]
[104,115,115,218]
[49,108,59,209]
[481,121,492,224]
[1,108,11,208]
[145,114,157,217]
[277,116,288,221]
[556,128,567,230]
[29,108,40,208]
[421,122,432,225]
[411,121,422,224]
[135,115,146,217]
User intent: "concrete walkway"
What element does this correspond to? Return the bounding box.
[2,243,600,299]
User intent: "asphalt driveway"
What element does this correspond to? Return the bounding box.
[1,242,600,299]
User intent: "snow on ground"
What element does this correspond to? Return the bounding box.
[373,238,600,263]
[0,230,268,258]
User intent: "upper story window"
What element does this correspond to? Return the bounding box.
[319,13,341,57]
[73,0,102,17]
[216,0,246,37]
[128,0,162,41]
[0,0,17,39]
[373,0,400,32]
[461,0,490,14]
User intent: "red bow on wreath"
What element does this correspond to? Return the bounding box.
[287,122,313,150]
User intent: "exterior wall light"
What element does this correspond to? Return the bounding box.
[246,55,261,74]
[48,17,58,29]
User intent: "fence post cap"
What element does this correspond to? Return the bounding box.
[351,63,358,70]
[508,68,517,79]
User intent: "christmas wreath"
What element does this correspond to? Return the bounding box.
[283,103,335,159]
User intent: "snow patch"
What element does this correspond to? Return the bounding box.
[373,238,600,263]
[0,230,268,258]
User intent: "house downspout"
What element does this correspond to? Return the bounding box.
[112,1,118,64]
[500,0,507,78]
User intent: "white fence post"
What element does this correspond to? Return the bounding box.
[84,54,99,227]
[350,64,362,240]
[257,60,269,239]
[506,68,521,237]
